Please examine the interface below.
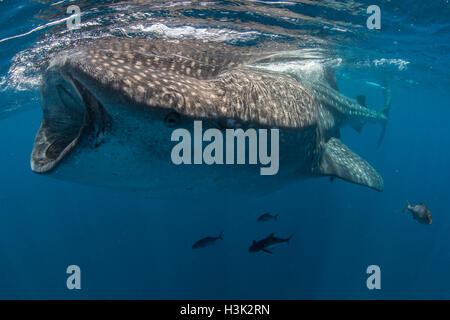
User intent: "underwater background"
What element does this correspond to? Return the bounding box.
[0,0,449,299]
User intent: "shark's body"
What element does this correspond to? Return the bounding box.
[248,233,292,254]
[31,37,387,196]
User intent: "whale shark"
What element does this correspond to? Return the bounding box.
[30,37,389,196]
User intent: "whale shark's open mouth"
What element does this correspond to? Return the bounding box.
[31,71,110,173]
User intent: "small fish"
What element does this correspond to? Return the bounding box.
[257,212,278,222]
[192,232,223,249]
[402,201,432,225]
[248,233,293,254]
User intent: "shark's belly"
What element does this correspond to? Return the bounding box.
[47,120,321,197]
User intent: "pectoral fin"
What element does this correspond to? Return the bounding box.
[319,138,383,192]
[263,249,273,254]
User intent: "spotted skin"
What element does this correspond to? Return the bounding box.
[319,138,383,191]
[64,39,318,128]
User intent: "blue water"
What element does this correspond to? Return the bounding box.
[0,0,449,299]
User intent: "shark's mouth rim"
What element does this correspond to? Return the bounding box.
[30,118,86,174]
[31,72,109,174]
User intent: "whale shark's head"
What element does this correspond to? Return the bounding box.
[31,39,224,189]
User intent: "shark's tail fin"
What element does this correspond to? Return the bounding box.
[376,79,392,149]
[402,201,410,213]
[274,214,278,221]
[218,232,223,240]
[287,233,295,244]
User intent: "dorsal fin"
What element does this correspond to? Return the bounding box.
[356,94,367,107]
[319,138,383,191]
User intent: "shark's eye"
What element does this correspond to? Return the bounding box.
[164,111,180,127]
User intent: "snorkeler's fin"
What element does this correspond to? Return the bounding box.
[376,78,392,149]
[319,138,383,192]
